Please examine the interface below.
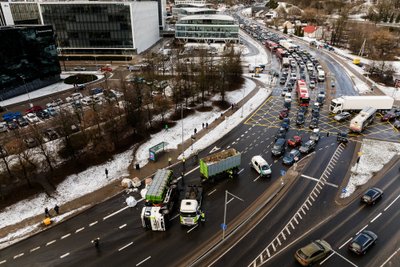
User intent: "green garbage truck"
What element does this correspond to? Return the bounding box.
[199,148,241,181]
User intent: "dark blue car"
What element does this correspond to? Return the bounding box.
[283,149,301,165]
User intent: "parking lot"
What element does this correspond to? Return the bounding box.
[244,95,400,142]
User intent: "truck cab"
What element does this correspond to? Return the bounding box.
[251,155,272,177]
[180,185,203,226]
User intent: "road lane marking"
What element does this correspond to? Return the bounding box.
[61,233,71,239]
[384,194,400,211]
[226,145,230,149]
[118,242,133,251]
[331,250,358,267]
[356,224,369,235]
[103,206,130,220]
[60,253,70,258]
[238,168,244,174]
[370,212,382,223]
[293,217,298,224]
[0,260,6,265]
[169,214,179,221]
[187,224,198,233]
[339,238,353,250]
[320,252,335,265]
[271,243,276,251]
[208,189,217,196]
[89,221,98,227]
[253,175,261,182]
[46,240,56,246]
[300,174,338,188]
[136,256,151,266]
[380,246,400,267]
[119,224,127,229]
[30,246,40,252]
[277,237,281,246]
[227,197,235,204]
[75,227,85,233]
[13,253,24,259]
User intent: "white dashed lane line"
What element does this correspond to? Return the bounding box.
[0,260,6,265]
[339,238,353,250]
[46,240,56,246]
[208,189,217,196]
[60,252,70,259]
[13,253,24,259]
[187,224,198,234]
[119,224,127,229]
[136,256,151,266]
[61,233,71,239]
[370,212,382,223]
[30,246,40,252]
[103,206,129,220]
[89,221,98,227]
[75,227,85,233]
[118,242,133,252]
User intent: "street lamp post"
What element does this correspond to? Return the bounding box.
[222,190,244,240]
[19,75,33,107]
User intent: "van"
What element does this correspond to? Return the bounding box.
[251,156,272,177]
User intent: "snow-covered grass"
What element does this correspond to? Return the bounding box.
[341,139,400,198]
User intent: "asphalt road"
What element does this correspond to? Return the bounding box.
[265,160,400,267]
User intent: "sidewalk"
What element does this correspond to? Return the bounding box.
[0,77,265,241]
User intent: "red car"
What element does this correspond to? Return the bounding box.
[25,106,43,114]
[381,112,396,122]
[279,109,289,119]
[288,135,302,147]
[100,66,112,72]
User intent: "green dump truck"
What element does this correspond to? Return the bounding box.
[141,169,178,231]
[199,148,241,180]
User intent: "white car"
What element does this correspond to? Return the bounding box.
[334,112,351,122]
[25,113,40,123]
[81,97,93,106]
[66,93,83,102]
[0,122,7,133]
[284,92,292,103]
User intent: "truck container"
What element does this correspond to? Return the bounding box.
[349,107,377,133]
[199,148,241,180]
[329,96,394,114]
[145,169,173,204]
[180,185,203,226]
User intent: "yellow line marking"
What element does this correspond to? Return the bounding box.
[244,97,273,124]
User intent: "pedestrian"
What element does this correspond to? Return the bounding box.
[44,207,50,217]
[168,157,172,165]
[92,237,100,249]
[194,128,197,134]
[231,103,234,109]
[105,168,108,178]
[206,122,208,129]
[54,204,60,215]
[200,210,205,224]
[202,123,204,129]
[327,132,330,137]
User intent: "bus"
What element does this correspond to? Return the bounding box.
[295,80,310,107]
[265,40,278,51]
[349,106,376,133]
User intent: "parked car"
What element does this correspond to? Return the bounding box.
[25,106,43,114]
[24,137,38,148]
[288,135,302,147]
[361,187,383,205]
[81,97,93,106]
[44,129,58,140]
[66,93,83,102]
[334,112,351,122]
[74,66,86,71]
[283,149,301,165]
[36,110,50,119]
[26,113,40,123]
[272,138,286,157]
[309,117,319,129]
[294,240,332,266]
[7,121,18,130]
[45,107,58,116]
[348,230,378,255]
[0,122,7,133]
[279,109,289,119]
[16,116,29,127]
[310,128,321,142]
[381,111,397,122]
[393,119,400,129]
[296,112,305,126]
[275,127,287,141]
[337,132,349,143]
[299,140,316,154]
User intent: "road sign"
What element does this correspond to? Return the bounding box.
[280,169,286,176]
[220,223,227,231]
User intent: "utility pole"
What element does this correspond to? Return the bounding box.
[222,190,244,240]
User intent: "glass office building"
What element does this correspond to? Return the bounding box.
[0,25,61,100]
[0,1,160,56]
[175,14,239,43]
